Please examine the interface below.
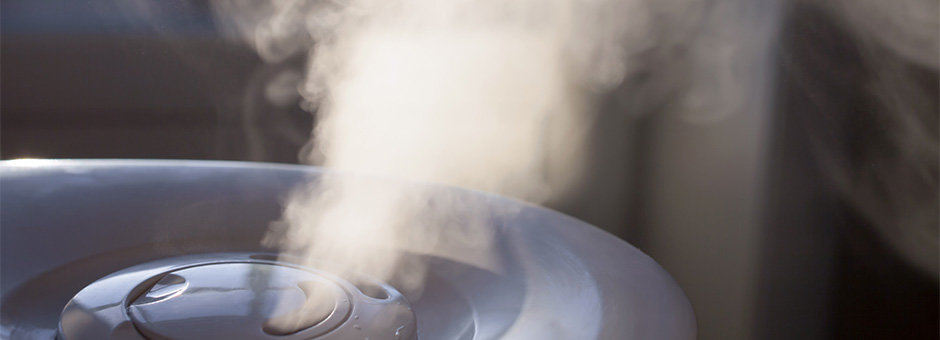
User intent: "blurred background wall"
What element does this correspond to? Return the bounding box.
[2,0,937,339]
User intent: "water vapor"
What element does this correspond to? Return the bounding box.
[211,0,667,290]
[206,1,792,331]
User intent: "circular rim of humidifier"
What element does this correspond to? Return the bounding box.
[0,159,696,339]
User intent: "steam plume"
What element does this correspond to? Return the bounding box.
[207,0,687,333]
[208,0,940,332]
[210,0,665,287]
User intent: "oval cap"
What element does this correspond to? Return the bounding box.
[128,263,350,340]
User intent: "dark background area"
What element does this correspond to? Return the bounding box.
[2,1,937,339]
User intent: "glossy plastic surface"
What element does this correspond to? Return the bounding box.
[0,160,695,339]
[57,254,416,340]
